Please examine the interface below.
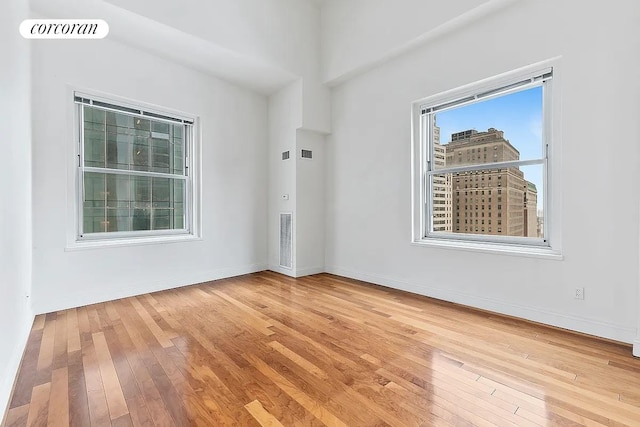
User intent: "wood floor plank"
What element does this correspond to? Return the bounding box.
[34,315,56,385]
[244,353,349,427]
[66,349,91,427]
[124,395,153,427]
[46,367,69,427]
[91,332,129,420]
[110,321,176,427]
[66,309,81,354]
[32,315,45,331]
[4,404,29,427]
[244,400,285,427]
[7,272,640,426]
[117,302,199,426]
[127,297,174,348]
[51,311,68,371]
[267,341,329,380]
[82,335,111,426]
[25,382,50,427]
[9,328,44,409]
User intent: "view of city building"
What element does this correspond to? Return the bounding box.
[432,121,541,238]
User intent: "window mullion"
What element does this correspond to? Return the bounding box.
[83,166,187,180]
[427,158,545,177]
[185,124,192,233]
[78,104,85,237]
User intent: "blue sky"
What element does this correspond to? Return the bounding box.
[436,85,544,210]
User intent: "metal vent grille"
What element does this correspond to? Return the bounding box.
[301,149,312,159]
[282,151,290,160]
[279,213,292,269]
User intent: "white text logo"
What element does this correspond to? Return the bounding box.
[20,19,109,39]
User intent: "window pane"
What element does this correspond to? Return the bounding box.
[430,164,543,238]
[106,208,131,232]
[174,180,185,229]
[131,173,152,231]
[151,138,170,173]
[84,106,185,176]
[106,174,130,208]
[152,177,170,207]
[83,106,106,167]
[84,172,106,208]
[106,110,134,128]
[430,173,452,232]
[433,85,543,170]
[83,172,130,233]
[152,121,170,134]
[132,137,150,171]
[131,208,151,231]
[131,176,151,208]
[520,164,544,238]
[83,207,105,234]
[134,117,150,135]
[153,209,171,230]
[106,132,131,170]
[82,172,187,234]
[172,124,185,175]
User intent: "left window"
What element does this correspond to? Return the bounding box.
[74,93,195,241]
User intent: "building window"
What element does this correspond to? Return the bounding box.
[413,63,553,248]
[74,93,198,242]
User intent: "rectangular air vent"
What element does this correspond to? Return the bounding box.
[279,213,292,269]
[282,151,290,160]
[301,149,312,159]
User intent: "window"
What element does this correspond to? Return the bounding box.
[412,63,555,250]
[74,93,198,242]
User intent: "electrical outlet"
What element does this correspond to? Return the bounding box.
[575,287,584,300]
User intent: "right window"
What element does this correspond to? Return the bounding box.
[417,67,552,247]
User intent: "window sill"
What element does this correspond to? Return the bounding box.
[411,238,563,260]
[65,234,202,251]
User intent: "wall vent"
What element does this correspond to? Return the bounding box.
[279,213,293,269]
[301,149,313,159]
[282,151,290,160]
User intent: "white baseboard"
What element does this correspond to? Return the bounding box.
[326,265,636,346]
[34,263,268,314]
[293,266,325,277]
[267,265,325,278]
[268,264,296,277]
[1,311,34,424]
[634,339,640,358]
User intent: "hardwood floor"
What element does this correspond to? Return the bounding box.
[4,271,640,426]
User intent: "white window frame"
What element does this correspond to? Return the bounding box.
[68,90,201,248]
[411,59,562,258]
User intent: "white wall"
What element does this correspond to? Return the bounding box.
[268,81,300,274]
[31,38,269,314]
[320,0,510,83]
[296,129,325,275]
[325,0,640,343]
[0,0,34,416]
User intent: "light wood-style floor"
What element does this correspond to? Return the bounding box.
[4,272,640,426]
